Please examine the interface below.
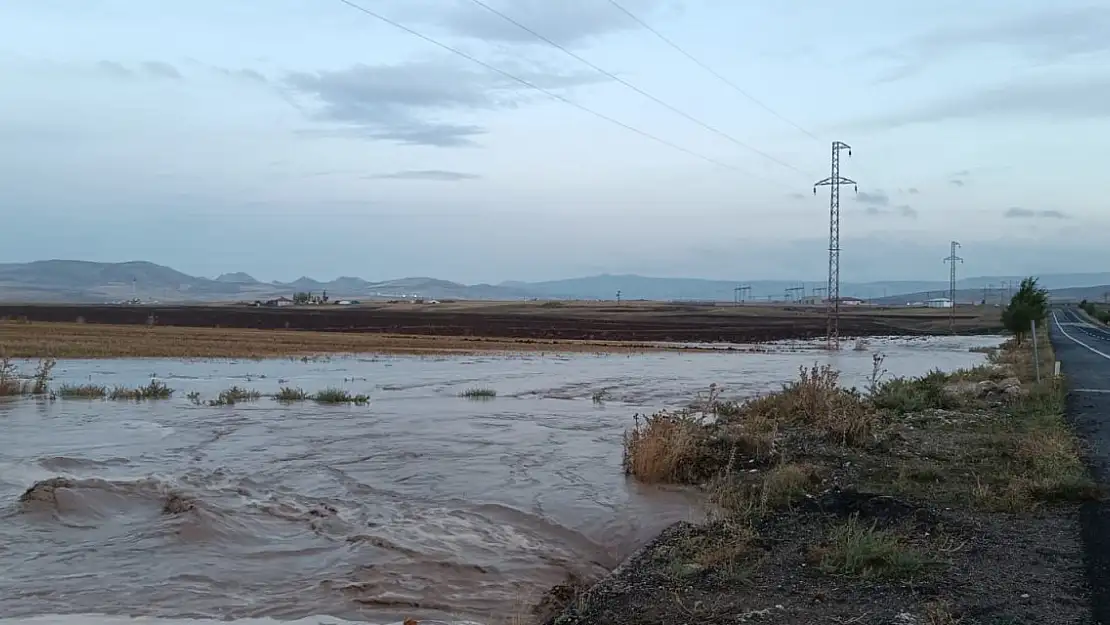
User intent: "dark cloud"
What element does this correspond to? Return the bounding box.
[367,169,481,181]
[787,192,807,200]
[863,6,1110,83]
[407,0,669,48]
[855,189,890,207]
[284,60,602,147]
[949,179,966,187]
[141,61,182,80]
[1004,207,1069,219]
[906,187,920,195]
[850,73,1110,129]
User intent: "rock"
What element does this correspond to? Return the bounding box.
[19,477,76,504]
[162,493,196,514]
[943,381,979,396]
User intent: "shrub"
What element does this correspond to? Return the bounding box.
[274,386,310,401]
[313,387,370,404]
[109,379,174,400]
[460,387,497,399]
[208,386,261,406]
[56,384,108,399]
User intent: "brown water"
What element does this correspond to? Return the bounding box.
[0,336,1001,625]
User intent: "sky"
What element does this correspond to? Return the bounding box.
[1,0,1108,284]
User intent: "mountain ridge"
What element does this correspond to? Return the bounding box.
[0,259,1106,304]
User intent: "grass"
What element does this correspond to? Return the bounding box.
[208,386,262,406]
[56,383,108,399]
[313,387,370,405]
[813,516,932,580]
[108,379,174,400]
[460,387,497,399]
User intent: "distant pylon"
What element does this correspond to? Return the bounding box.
[813,141,857,350]
[944,241,963,334]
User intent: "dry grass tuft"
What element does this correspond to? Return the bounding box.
[622,410,710,484]
[744,364,875,446]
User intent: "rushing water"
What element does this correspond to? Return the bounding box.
[0,336,1001,625]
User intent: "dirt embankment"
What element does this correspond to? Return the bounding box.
[532,332,1095,624]
[0,302,1002,345]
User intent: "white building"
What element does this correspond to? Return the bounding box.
[924,297,953,308]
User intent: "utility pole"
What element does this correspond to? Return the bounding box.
[814,141,857,350]
[785,286,804,302]
[733,285,751,304]
[944,241,963,334]
[615,290,622,305]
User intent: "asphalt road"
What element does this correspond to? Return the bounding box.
[1051,306,1110,624]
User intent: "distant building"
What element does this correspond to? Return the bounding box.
[264,296,294,307]
[925,297,953,308]
[837,296,866,306]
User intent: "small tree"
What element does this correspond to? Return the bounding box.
[292,291,311,305]
[1001,276,1048,344]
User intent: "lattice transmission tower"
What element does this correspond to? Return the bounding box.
[944,241,963,333]
[813,141,857,350]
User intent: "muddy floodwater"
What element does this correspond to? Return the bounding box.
[0,336,1002,625]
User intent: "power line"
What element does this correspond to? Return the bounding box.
[464,0,813,179]
[333,0,759,176]
[605,0,822,144]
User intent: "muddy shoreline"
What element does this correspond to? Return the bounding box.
[531,336,1095,625]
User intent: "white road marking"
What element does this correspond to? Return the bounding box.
[1053,311,1110,360]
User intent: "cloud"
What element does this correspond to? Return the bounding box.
[407,0,669,48]
[850,73,1110,129]
[906,187,920,195]
[864,203,917,218]
[949,179,966,187]
[1004,207,1069,219]
[367,169,481,181]
[786,192,807,200]
[855,189,890,207]
[862,6,1110,83]
[96,61,133,78]
[141,61,182,80]
[284,60,602,147]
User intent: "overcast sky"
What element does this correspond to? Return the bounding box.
[1,0,1107,283]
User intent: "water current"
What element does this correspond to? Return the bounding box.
[0,336,1002,624]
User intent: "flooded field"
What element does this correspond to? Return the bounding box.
[0,336,1002,625]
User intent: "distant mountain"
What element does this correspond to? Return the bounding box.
[215,272,258,284]
[2,260,1110,304]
